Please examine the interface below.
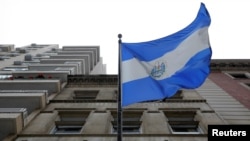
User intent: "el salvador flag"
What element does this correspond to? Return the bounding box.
[121,3,212,107]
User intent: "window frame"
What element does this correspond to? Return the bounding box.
[51,110,90,134]
[224,71,250,79]
[111,110,143,134]
[163,110,202,134]
[73,90,99,100]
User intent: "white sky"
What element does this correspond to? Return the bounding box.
[1,0,249,74]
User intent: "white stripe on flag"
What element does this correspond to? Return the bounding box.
[122,27,210,83]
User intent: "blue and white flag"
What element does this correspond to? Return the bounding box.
[121,3,212,107]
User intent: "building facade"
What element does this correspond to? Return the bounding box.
[0,44,250,141]
[0,44,106,140]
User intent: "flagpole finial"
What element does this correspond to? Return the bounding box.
[118,34,122,44]
[118,34,122,39]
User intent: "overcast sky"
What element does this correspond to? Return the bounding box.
[1,0,249,74]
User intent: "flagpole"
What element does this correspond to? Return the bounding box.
[117,34,123,141]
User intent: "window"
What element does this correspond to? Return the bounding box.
[2,67,28,71]
[164,90,183,100]
[245,83,250,87]
[0,74,12,80]
[111,110,143,134]
[52,125,82,134]
[226,72,249,79]
[240,82,250,90]
[142,90,183,103]
[51,110,90,134]
[163,110,201,134]
[73,90,99,100]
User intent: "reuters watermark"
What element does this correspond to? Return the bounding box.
[208,125,250,140]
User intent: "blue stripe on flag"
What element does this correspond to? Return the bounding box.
[122,77,179,106]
